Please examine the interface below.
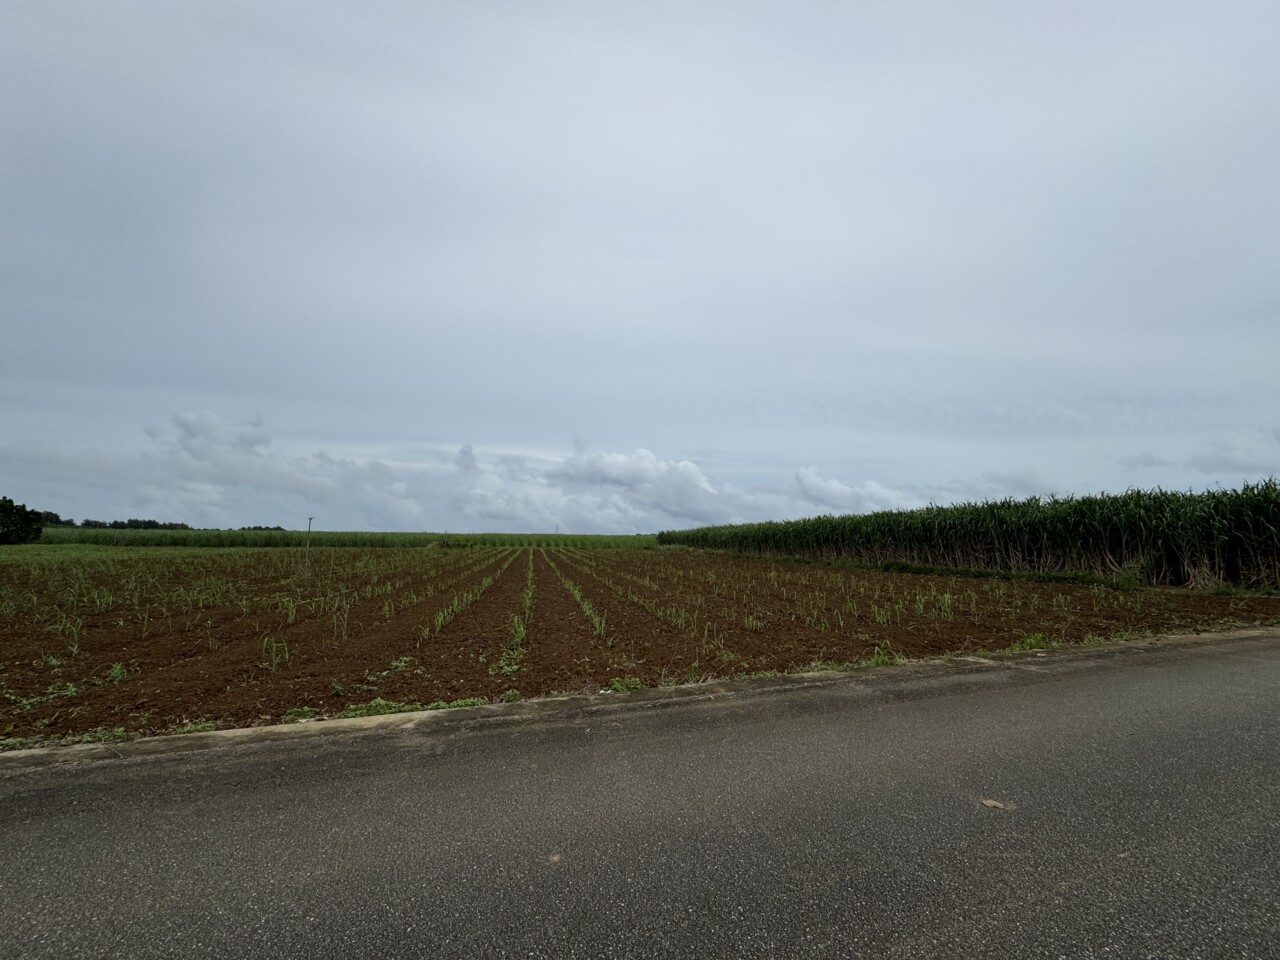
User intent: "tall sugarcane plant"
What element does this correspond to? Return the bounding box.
[657,480,1280,588]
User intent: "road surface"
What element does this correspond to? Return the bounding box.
[2,630,1278,958]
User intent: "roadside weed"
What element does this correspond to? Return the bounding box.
[172,720,217,734]
[336,697,422,718]
[1008,632,1059,651]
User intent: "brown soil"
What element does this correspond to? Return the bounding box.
[516,549,640,692]
[3,546,1278,746]
[546,550,697,685]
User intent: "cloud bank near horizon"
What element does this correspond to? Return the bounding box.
[0,413,870,531]
[3,414,1276,534]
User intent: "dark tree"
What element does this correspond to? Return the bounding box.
[0,497,43,544]
[119,519,191,530]
[77,517,190,530]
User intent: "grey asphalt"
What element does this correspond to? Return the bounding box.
[2,630,1278,959]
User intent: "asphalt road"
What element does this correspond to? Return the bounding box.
[2,632,1278,959]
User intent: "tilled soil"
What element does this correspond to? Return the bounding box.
[517,550,643,692]
[3,546,1279,745]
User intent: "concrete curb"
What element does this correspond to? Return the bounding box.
[3,625,1277,770]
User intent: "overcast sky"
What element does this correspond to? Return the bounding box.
[3,1,1278,533]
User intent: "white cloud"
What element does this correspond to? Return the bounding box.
[793,468,913,514]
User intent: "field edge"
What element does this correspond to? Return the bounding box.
[4,624,1277,770]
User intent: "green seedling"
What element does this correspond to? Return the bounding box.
[260,635,289,671]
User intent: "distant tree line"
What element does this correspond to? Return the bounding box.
[78,518,193,530]
[26,509,194,530]
[2,497,304,546]
[2,496,207,544]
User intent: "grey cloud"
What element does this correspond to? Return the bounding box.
[918,471,1065,505]
[170,413,272,454]
[1119,452,1174,471]
[976,471,1060,500]
[1183,438,1280,478]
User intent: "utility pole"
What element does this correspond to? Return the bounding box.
[303,516,315,576]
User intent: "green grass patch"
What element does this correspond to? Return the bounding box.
[335,695,488,719]
[0,725,132,752]
[732,669,781,681]
[1006,631,1059,651]
[170,720,218,734]
[335,697,423,718]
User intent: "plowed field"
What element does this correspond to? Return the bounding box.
[4,545,1279,747]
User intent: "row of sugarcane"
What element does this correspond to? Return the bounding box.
[657,481,1280,588]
